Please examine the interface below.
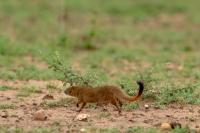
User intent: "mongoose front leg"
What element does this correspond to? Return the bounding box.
[76,99,82,107]
[77,102,86,112]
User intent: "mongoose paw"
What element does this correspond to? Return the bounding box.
[118,111,122,115]
[76,109,82,112]
[76,103,79,107]
[102,107,108,112]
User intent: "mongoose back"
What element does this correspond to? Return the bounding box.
[64,81,144,113]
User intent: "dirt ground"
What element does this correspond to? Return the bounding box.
[0,80,199,132]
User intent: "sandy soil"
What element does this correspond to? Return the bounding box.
[0,80,199,132]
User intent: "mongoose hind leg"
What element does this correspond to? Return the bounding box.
[111,98,121,114]
[117,99,123,107]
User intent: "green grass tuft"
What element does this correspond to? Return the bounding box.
[0,104,16,110]
[0,86,16,91]
[17,86,42,97]
[41,98,75,108]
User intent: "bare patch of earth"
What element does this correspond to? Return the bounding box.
[0,80,199,132]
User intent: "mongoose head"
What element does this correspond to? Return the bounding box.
[64,86,77,96]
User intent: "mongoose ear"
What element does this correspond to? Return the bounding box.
[70,83,73,86]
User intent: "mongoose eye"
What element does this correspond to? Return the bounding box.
[68,89,72,94]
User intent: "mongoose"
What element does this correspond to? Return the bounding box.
[64,81,144,113]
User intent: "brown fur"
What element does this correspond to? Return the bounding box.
[64,81,144,113]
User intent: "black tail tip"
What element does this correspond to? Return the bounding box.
[136,81,144,93]
[136,81,144,86]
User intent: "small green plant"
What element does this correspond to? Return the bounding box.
[123,102,139,110]
[17,86,41,97]
[0,125,62,133]
[29,126,61,133]
[81,29,96,50]
[0,67,56,81]
[157,83,200,105]
[0,70,17,80]
[172,126,192,133]
[41,98,75,108]
[0,37,9,55]
[57,33,69,47]
[98,112,111,119]
[46,83,62,93]
[0,86,16,91]
[80,18,98,50]
[126,127,159,133]
[0,104,16,110]
[97,128,120,133]
[49,52,98,86]
[15,66,51,80]
[0,126,24,133]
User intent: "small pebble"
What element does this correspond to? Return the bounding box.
[15,119,20,122]
[75,114,90,121]
[1,112,8,118]
[32,102,37,106]
[34,109,47,121]
[6,97,11,100]
[144,104,149,109]
[80,128,86,132]
[161,123,171,130]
